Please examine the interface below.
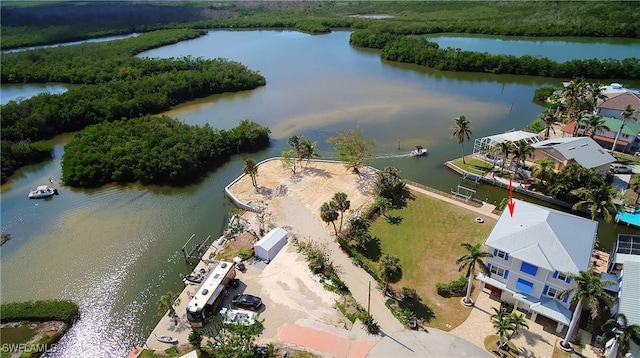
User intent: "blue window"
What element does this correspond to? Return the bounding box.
[515,278,534,295]
[520,262,538,276]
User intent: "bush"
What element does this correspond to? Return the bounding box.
[237,247,252,260]
[0,300,79,323]
[401,287,417,300]
[337,237,381,282]
[435,275,468,298]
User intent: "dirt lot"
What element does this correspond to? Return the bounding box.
[225,159,381,353]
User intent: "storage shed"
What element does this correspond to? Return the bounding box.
[253,227,288,262]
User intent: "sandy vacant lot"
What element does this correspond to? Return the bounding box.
[229,158,378,227]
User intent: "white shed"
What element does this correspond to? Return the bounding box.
[253,227,288,262]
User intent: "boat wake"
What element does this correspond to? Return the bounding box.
[374,152,421,159]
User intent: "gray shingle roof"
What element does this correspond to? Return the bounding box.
[532,137,615,169]
[484,199,597,273]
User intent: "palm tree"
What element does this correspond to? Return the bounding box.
[630,174,640,204]
[531,158,555,184]
[508,312,529,340]
[558,271,615,349]
[157,291,181,318]
[560,78,587,126]
[571,183,619,222]
[497,140,513,175]
[300,139,321,168]
[512,140,534,180]
[288,134,303,160]
[539,108,558,138]
[579,114,609,138]
[320,201,339,235]
[379,254,403,294]
[611,105,638,153]
[332,192,350,232]
[242,158,258,187]
[490,306,512,349]
[601,313,640,358]
[456,242,492,305]
[451,115,472,164]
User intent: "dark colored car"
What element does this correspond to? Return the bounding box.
[232,294,262,310]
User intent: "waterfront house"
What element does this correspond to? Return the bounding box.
[602,234,640,358]
[596,92,640,120]
[477,199,598,333]
[563,116,640,154]
[530,137,615,175]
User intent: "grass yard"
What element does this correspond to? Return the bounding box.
[368,189,496,331]
[453,157,494,175]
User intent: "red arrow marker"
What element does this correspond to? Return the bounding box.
[508,178,515,217]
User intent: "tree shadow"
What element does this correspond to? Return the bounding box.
[398,296,436,323]
[360,237,381,261]
[385,215,403,225]
[304,166,332,178]
[390,185,416,210]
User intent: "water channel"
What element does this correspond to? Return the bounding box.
[1,30,639,357]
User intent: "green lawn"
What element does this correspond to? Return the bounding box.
[453,157,494,175]
[368,190,496,331]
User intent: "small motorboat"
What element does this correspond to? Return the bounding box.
[28,185,58,199]
[411,145,427,156]
[155,334,178,344]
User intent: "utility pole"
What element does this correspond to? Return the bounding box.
[367,281,371,314]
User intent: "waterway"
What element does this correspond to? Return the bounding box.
[1,30,639,357]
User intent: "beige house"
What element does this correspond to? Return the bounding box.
[530,137,615,175]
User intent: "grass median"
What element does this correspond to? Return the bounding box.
[368,189,496,331]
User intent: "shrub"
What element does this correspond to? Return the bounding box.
[0,300,79,323]
[237,247,252,260]
[435,275,468,298]
[401,287,417,300]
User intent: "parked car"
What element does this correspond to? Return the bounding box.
[232,294,262,310]
[610,163,633,174]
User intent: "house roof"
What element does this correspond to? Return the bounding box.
[480,130,543,146]
[598,92,640,112]
[484,199,597,273]
[532,136,616,169]
[598,116,640,137]
[619,260,640,326]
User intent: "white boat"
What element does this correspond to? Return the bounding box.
[28,185,58,199]
[411,146,427,156]
[155,334,178,344]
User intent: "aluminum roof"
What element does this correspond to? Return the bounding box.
[619,260,640,326]
[484,199,597,273]
[532,137,615,169]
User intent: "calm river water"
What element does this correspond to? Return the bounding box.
[1,30,639,357]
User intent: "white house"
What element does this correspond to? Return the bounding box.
[477,199,598,333]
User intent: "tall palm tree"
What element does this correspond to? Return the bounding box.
[332,192,350,232]
[288,134,303,159]
[560,78,587,126]
[512,140,534,180]
[531,158,555,184]
[300,139,321,168]
[539,108,558,138]
[558,271,615,349]
[456,243,492,305]
[497,140,513,174]
[579,114,609,138]
[611,105,638,153]
[451,115,472,164]
[242,158,258,187]
[630,174,640,204]
[320,201,339,235]
[571,183,619,222]
[157,291,181,318]
[601,313,640,358]
[490,306,512,349]
[379,254,403,294]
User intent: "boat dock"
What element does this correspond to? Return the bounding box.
[142,237,224,352]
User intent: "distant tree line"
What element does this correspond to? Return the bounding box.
[61,117,270,187]
[0,29,266,183]
[366,36,640,80]
[0,299,79,324]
